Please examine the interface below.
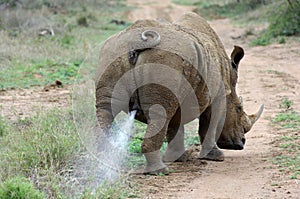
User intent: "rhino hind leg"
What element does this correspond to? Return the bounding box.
[163,125,188,163]
[142,110,171,175]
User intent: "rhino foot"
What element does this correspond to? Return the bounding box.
[199,146,224,162]
[143,163,169,175]
[163,150,188,163]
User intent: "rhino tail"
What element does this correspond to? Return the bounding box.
[128,30,161,65]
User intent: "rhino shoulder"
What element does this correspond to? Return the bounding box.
[174,12,232,95]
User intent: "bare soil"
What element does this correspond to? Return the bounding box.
[0,84,71,120]
[0,0,299,198]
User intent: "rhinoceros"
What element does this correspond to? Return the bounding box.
[95,12,263,174]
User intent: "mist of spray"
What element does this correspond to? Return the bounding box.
[105,110,137,179]
[70,109,137,197]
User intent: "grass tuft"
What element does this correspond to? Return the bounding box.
[0,176,45,199]
[0,109,80,197]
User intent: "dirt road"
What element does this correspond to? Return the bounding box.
[0,0,298,198]
[126,0,300,198]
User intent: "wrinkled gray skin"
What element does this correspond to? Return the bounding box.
[95,12,263,175]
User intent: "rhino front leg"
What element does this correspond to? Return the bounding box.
[198,107,224,161]
[199,93,226,161]
[163,125,187,163]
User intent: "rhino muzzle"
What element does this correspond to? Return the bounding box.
[218,104,264,150]
[217,138,245,150]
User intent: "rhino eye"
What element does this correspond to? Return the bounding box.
[237,105,242,113]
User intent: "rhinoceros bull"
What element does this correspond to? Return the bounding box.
[95,12,263,174]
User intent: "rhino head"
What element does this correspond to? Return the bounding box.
[217,46,264,150]
[199,46,264,150]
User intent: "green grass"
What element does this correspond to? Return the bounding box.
[0,109,79,174]
[172,0,202,6]
[0,1,133,197]
[273,111,300,130]
[81,181,138,199]
[126,120,200,169]
[172,0,229,7]
[272,98,300,180]
[0,108,81,197]
[0,59,83,89]
[273,154,300,179]
[0,114,9,137]
[0,0,130,90]
[280,97,293,110]
[0,176,45,199]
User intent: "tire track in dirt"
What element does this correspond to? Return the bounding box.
[126,0,300,198]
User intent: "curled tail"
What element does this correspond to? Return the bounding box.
[128,30,160,65]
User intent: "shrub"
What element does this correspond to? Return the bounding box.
[268,1,300,37]
[252,1,300,45]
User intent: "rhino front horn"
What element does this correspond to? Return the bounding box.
[248,104,264,124]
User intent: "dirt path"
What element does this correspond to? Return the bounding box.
[0,1,299,198]
[126,0,300,198]
[0,84,71,120]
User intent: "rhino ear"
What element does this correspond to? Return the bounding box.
[231,45,244,71]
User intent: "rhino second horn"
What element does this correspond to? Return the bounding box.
[239,96,243,106]
[249,104,264,124]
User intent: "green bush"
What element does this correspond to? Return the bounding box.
[0,176,45,199]
[268,2,300,37]
[252,1,300,45]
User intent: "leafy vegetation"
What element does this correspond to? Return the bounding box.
[251,1,300,46]
[272,98,300,180]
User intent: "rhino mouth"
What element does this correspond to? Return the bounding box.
[217,138,245,150]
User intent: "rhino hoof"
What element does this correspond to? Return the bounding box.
[199,148,224,162]
[143,164,169,175]
[163,151,188,163]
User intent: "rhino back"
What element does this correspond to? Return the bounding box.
[174,12,231,96]
[95,15,227,116]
